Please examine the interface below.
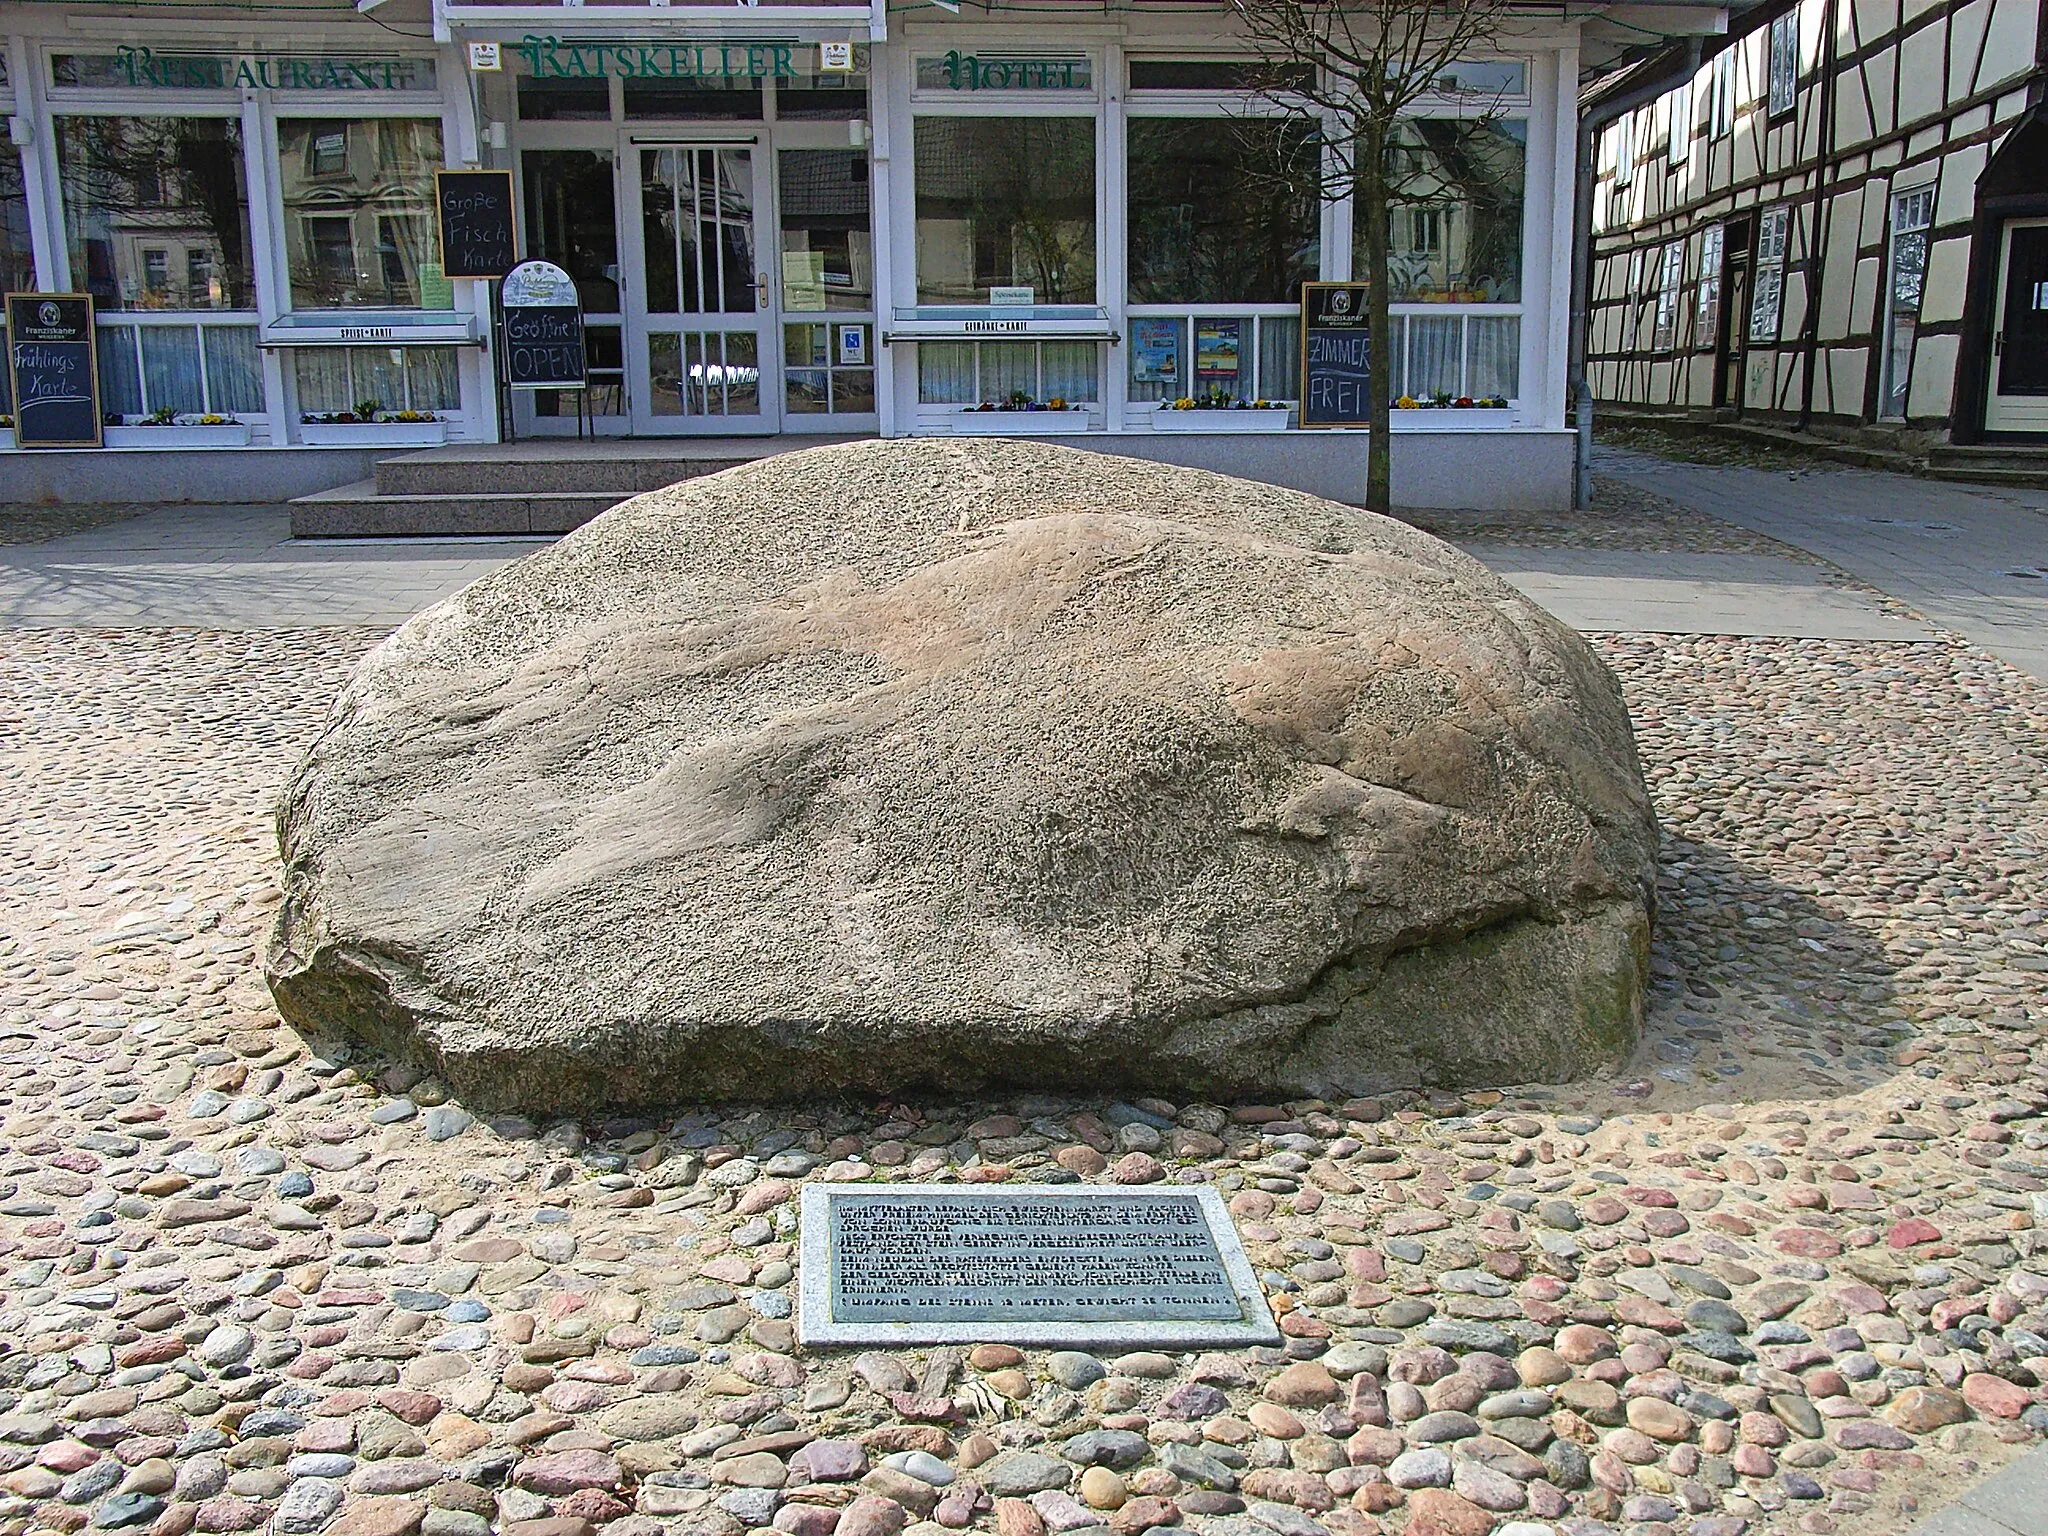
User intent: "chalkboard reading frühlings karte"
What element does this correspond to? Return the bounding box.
[6,293,102,448]
[1299,281,1372,429]
[436,170,516,280]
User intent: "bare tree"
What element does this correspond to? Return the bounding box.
[1228,0,1516,512]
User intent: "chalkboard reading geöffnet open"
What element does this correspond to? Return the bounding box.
[1299,282,1372,429]
[436,170,516,280]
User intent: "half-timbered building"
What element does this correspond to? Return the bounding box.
[1584,0,2048,445]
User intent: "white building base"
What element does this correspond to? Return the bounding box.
[1028,430,1577,511]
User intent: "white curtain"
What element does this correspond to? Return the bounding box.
[1039,342,1098,402]
[917,342,976,403]
[1467,316,1520,399]
[978,342,1036,402]
[1408,314,1461,397]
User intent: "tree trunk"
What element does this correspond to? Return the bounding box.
[1358,122,1393,514]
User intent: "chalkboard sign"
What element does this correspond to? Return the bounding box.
[501,261,586,390]
[436,170,516,280]
[1299,282,1371,429]
[6,293,102,448]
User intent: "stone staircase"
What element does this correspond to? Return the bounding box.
[289,437,850,538]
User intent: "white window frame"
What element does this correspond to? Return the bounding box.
[1767,10,1799,119]
[1880,183,1934,420]
[1668,81,1692,165]
[1750,205,1788,342]
[1710,50,1735,137]
[1652,240,1683,351]
[1696,222,1724,343]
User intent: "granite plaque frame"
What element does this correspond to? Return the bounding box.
[798,1183,1280,1347]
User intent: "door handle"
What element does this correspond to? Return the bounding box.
[1994,330,2003,355]
[756,273,769,310]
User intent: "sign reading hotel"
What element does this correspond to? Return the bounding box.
[799,1184,1278,1347]
[915,52,1092,90]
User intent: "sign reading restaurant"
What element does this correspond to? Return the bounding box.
[89,45,434,90]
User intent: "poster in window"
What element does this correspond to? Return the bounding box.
[1195,319,1241,384]
[1131,318,1180,385]
[783,251,828,311]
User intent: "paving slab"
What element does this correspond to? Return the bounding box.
[1597,445,2048,679]
[0,502,536,629]
[1466,543,1936,640]
[1907,1445,2048,1536]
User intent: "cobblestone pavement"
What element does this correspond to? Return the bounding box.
[3,483,2048,1536]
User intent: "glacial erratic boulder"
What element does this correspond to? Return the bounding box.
[265,438,1657,1108]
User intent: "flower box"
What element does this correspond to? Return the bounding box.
[1149,408,1292,433]
[105,422,253,449]
[953,409,1093,435]
[300,419,447,448]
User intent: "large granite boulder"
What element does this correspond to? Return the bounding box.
[265,439,1657,1109]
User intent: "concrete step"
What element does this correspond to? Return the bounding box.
[372,440,807,496]
[289,480,625,538]
[1924,445,2048,486]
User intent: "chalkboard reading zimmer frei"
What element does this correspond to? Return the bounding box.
[501,261,586,391]
[6,293,103,449]
[435,170,516,281]
[1300,281,1373,429]
[798,1184,1278,1347]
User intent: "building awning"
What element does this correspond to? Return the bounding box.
[261,312,484,348]
[885,306,1118,343]
[438,3,883,46]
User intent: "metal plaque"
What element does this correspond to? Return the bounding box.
[798,1184,1279,1347]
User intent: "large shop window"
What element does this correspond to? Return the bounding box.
[1371,118,1524,303]
[918,341,1099,404]
[1127,119,1319,305]
[1359,117,1525,401]
[56,116,256,311]
[276,118,447,309]
[913,118,1095,304]
[2,143,34,418]
[293,346,460,415]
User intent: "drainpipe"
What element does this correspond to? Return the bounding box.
[1796,0,1838,431]
[1570,38,1702,508]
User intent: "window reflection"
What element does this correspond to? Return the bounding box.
[1367,118,1526,303]
[57,116,255,311]
[914,118,1095,304]
[523,149,620,312]
[1127,118,1319,305]
[779,149,871,312]
[277,118,445,310]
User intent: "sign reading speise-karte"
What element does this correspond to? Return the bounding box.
[798,1184,1277,1347]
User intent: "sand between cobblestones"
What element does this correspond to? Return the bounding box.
[0,620,2045,1536]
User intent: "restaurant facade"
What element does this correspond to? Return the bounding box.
[0,0,1677,509]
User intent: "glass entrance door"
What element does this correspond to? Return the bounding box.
[628,140,779,434]
[1987,218,2048,433]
